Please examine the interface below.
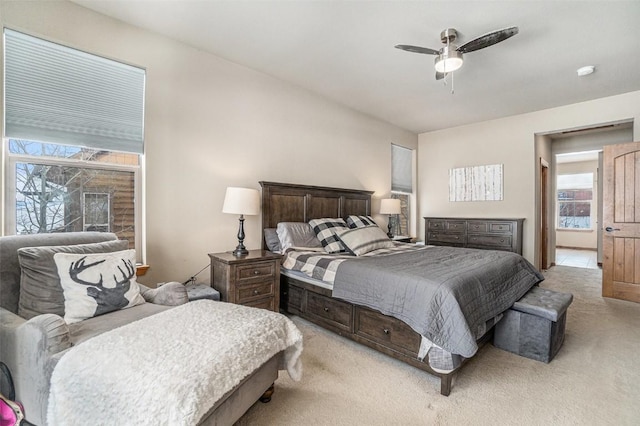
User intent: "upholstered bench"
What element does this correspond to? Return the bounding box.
[493,286,573,363]
[185,283,220,301]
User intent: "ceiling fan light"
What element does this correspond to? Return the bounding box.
[434,48,463,73]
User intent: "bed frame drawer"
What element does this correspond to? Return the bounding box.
[355,307,420,357]
[306,292,353,332]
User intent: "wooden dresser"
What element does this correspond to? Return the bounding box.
[209,250,281,311]
[424,217,524,254]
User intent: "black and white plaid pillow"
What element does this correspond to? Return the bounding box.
[346,215,377,229]
[308,218,349,253]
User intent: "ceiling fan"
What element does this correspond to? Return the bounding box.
[395,26,519,80]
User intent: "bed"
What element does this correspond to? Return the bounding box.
[260,181,543,395]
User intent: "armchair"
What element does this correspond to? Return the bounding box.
[0,232,188,425]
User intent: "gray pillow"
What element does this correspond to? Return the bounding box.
[336,226,395,256]
[17,239,129,319]
[264,228,282,253]
[276,222,323,253]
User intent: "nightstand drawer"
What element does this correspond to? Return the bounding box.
[306,292,352,332]
[355,307,420,357]
[236,280,275,303]
[467,234,512,249]
[243,297,275,311]
[236,261,276,282]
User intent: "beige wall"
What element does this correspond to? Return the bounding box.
[0,1,417,285]
[419,91,639,264]
[555,160,598,249]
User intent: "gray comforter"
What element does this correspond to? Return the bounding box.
[332,246,544,358]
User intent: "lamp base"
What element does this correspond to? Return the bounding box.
[387,216,394,239]
[232,215,249,257]
[232,246,249,257]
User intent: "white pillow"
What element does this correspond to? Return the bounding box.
[276,222,323,253]
[337,226,395,256]
[54,249,145,324]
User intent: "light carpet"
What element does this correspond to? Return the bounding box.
[236,266,640,425]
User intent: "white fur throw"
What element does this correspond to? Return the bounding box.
[47,300,303,425]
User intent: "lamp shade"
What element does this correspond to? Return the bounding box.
[379,198,401,215]
[222,187,260,215]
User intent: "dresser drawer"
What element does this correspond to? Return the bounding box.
[467,221,489,233]
[488,221,513,233]
[235,261,276,282]
[445,221,466,233]
[467,234,512,250]
[355,307,420,357]
[428,232,465,245]
[236,280,275,304]
[427,220,446,231]
[306,292,353,332]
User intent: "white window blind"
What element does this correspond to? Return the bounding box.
[392,144,413,193]
[4,29,145,153]
[557,173,593,190]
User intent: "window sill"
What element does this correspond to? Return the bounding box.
[556,228,594,233]
[136,264,150,276]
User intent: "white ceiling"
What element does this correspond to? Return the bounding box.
[72,1,640,134]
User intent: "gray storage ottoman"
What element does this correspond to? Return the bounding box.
[186,283,220,301]
[493,286,573,363]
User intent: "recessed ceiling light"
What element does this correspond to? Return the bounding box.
[577,65,595,77]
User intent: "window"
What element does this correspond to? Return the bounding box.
[391,144,414,236]
[83,193,111,232]
[7,140,139,248]
[3,29,144,258]
[557,173,593,230]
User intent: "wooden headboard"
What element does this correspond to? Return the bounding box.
[259,181,373,249]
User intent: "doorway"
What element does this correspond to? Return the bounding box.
[535,120,633,270]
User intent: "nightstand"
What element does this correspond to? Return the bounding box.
[209,250,281,311]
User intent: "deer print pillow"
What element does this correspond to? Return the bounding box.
[54,249,145,324]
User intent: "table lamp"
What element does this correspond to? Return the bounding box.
[222,187,260,256]
[379,198,401,238]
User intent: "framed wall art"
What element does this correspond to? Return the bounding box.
[449,164,503,201]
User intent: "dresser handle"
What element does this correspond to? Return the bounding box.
[253,270,260,275]
[500,239,504,243]
[383,328,389,335]
[253,290,259,295]
[324,307,329,312]
[455,236,459,240]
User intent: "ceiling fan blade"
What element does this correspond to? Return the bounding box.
[395,44,440,55]
[436,71,447,80]
[457,26,519,54]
